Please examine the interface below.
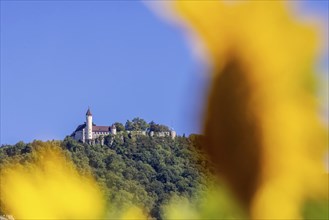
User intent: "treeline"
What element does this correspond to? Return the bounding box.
[0,133,213,219]
[114,117,172,132]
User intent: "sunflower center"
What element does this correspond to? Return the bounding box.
[204,59,262,207]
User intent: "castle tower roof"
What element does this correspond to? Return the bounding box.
[86,108,92,116]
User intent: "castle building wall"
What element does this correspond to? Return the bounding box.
[74,130,83,141]
[92,131,110,139]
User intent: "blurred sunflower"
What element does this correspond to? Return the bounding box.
[0,142,106,219]
[172,1,328,219]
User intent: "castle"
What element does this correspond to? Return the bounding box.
[71,108,117,144]
[71,108,176,144]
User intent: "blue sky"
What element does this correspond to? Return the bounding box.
[1,1,328,145]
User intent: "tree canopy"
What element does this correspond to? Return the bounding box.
[125,117,149,131]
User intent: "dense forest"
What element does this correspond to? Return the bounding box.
[0,123,213,219]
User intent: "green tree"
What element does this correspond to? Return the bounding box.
[125,120,134,131]
[125,117,149,131]
[114,122,125,132]
[132,117,149,130]
[149,121,170,132]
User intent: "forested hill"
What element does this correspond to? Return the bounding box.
[0,133,213,219]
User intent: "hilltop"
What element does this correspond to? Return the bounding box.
[71,109,178,145]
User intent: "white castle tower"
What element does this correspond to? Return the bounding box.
[86,107,93,143]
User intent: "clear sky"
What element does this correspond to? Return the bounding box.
[1,1,328,145]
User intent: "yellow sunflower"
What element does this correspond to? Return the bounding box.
[0,141,106,219]
[173,1,328,219]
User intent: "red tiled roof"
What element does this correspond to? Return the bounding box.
[92,126,110,132]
